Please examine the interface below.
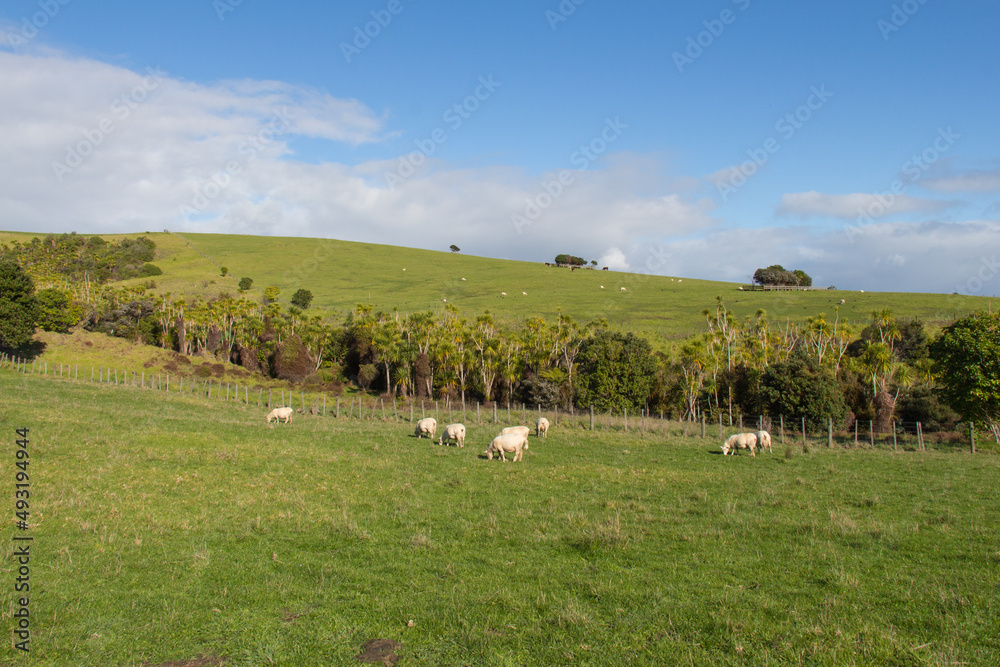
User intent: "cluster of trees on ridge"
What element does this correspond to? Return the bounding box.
[753,264,813,287]
[1,235,998,442]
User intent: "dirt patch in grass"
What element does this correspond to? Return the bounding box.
[355,638,402,665]
[144,655,225,667]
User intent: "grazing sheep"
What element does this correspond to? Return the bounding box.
[755,430,772,454]
[461,277,466,281]
[600,285,604,289]
[721,432,757,457]
[620,287,626,292]
[501,292,507,297]
[438,423,466,447]
[266,407,293,424]
[500,425,531,449]
[522,291,527,296]
[414,417,437,439]
[486,433,527,462]
[536,417,550,437]
[839,299,846,304]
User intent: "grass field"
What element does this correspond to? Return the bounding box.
[1,230,992,343]
[2,371,998,666]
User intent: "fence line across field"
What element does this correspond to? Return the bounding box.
[0,352,980,452]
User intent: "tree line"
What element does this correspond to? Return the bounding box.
[1,237,997,442]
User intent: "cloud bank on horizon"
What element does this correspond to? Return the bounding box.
[1,1,998,296]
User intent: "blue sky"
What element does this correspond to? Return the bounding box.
[1,0,998,294]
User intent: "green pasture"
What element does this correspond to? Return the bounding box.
[1,371,998,666]
[1,230,991,342]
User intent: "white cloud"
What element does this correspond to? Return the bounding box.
[598,248,630,271]
[776,191,955,219]
[921,168,1000,193]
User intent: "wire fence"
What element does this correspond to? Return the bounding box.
[1,352,984,453]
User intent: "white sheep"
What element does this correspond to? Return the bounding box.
[500,425,531,450]
[620,287,626,292]
[755,430,772,454]
[721,432,757,457]
[486,433,527,462]
[536,417,549,438]
[501,292,507,297]
[438,423,466,447]
[600,285,604,289]
[522,291,527,296]
[266,407,293,424]
[461,277,466,281]
[414,417,437,439]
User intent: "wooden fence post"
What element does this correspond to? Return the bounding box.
[701,414,705,438]
[828,417,833,448]
[801,417,806,448]
[779,415,784,445]
[917,422,924,451]
[970,422,976,454]
[892,421,897,451]
[590,406,594,431]
[869,420,874,448]
[624,408,628,432]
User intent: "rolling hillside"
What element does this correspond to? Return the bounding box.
[1,229,992,344]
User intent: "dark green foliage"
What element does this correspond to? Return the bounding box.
[758,350,847,430]
[290,289,314,310]
[520,373,562,409]
[752,264,812,286]
[0,234,158,284]
[929,311,1000,438]
[574,330,657,412]
[86,299,157,343]
[896,384,960,431]
[140,263,163,277]
[238,277,254,292]
[220,266,229,277]
[274,335,314,383]
[35,288,81,333]
[554,253,586,266]
[449,244,460,253]
[0,260,40,350]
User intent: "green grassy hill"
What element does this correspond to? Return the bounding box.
[2,370,997,665]
[3,229,988,342]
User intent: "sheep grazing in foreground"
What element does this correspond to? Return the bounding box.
[438,423,466,447]
[721,432,757,457]
[500,425,531,449]
[486,433,527,462]
[755,430,772,454]
[266,407,293,424]
[536,417,550,438]
[414,417,437,439]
